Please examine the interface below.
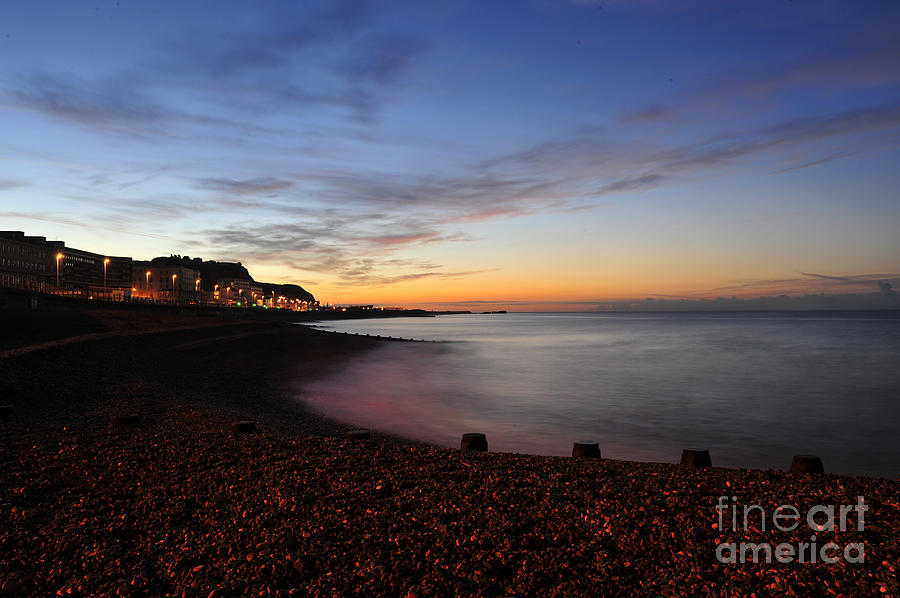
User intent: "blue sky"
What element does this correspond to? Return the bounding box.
[1,0,898,308]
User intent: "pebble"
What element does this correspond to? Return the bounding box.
[0,317,896,596]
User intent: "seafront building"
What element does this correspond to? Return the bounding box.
[212,277,252,306]
[0,231,132,300]
[250,283,264,307]
[132,261,202,304]
[0,232,53,293]
[1,230,318,310]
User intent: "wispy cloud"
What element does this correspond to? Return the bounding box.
[766,150,864,175]
[198,177,294,196]
[2,72,283,141]
[492,102,900,196]
[738,38,900,98]
[799,271,855,282]
[1,1,427,141]
[0,179,27,191]
[619,35,900,125]
[3,2,897,300]
[5,73,164,137]
[336,34,428,86]
[335,268,492,287]
[162,0,374,78]
[203,202,481,287]
[618,105,675,124]
[593,173,665,195]
[148,1,427,124]
[191,96,900,285]
[0,210,179,240]
[686,273,900,298]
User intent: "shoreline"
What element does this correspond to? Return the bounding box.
[1,308,898,596]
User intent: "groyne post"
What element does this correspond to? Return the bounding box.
[789,454,824,474]
[680,448,712,467]
[460,433,488,452]
[572,442,601,458]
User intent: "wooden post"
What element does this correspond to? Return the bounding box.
[460,433,488,452]
[680,448,712,467]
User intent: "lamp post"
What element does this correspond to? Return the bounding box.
[103,257,110,297]
[55,253,63,292]
[172,273,177,304]
[145,271,151,299]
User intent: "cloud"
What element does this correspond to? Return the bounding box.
[202,199,481,288]
[1,1,427,141]
[5,74,164,137]
[799,271,853,282]
[618,105,675,123]
[6,3,897,295]
[336,34,429,86]
[198,177,294,196]
[190,96,900,286]
[739,38,900,98]
[334,268,491,287]
[0,210,179,240]
[2,72,285,142]
[160,0,374,78]
[618,35,900,126]
[593,173,665,194]
[490,101,900,197]
[0,179,27,191]
[689,272,900,298]
[150,3,426,122]
[767,150,864,175]
[361,230,470,247]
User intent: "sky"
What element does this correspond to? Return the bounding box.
[1,0,899,310]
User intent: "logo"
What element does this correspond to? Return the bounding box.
[714,495,866,564]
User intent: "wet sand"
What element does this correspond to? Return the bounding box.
[0,310,897,596]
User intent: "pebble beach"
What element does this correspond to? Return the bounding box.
[0,309,898,597]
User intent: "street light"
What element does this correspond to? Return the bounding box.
[103,257,110,296]
[55,253,63,291]
[172,273,177,303]
[146,271,151,298]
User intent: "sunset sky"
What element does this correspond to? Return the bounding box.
[1,0,898,310]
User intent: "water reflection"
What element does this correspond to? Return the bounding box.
[297,313,900,477]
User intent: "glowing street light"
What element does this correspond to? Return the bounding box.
[55,253,63,291]
[172,273,177,303]
[103,258,110,295]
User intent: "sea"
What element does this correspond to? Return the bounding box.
[296,311,900,478]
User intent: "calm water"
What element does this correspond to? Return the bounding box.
[296,312,900,478]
